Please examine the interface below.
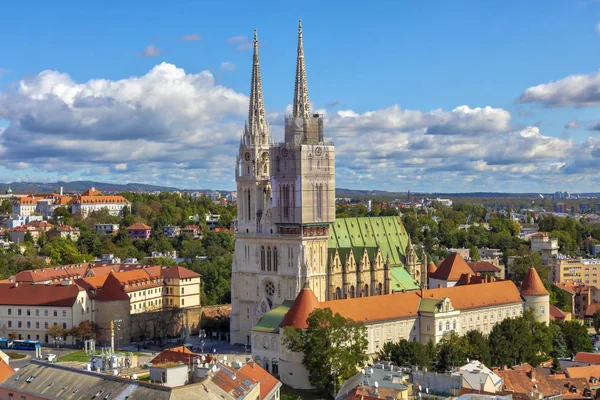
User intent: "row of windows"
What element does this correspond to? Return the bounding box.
[130,298,186,311]
[3,320,67,330]
[3,309,67,318]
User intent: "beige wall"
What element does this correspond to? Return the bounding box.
[94,299,130,346]
[0,289,91,344]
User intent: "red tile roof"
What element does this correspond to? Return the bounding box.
[549,305,567,321]
[81,187,103,196]
[0,282,82,306]
[76,195,130,204]
[210,363,257,399]
[238,360,280,399]
[573,352,600,364]
[127,222,151,230]
[94,272,130,302]
[586,303,600,317]
[0,358,14,382]
[280,284,320,329]
[13,264,91,283]
[429,252,474,281]
[427,262,437,275]
[521,267,549,296]
[150,347,212,366]
[468,261,501,273]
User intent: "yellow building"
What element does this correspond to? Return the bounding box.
[550,257,600,287]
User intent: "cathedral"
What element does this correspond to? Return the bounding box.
[230,21,426,345]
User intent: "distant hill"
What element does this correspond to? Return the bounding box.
[0,181,181,194]
[335,188,600,199]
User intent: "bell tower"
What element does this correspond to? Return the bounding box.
[236,29,272,235]
[271,20,335,300]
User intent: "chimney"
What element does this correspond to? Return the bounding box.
[528,368,536,381]
[438,284,442,288]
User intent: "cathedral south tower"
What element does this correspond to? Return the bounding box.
[230,22,335,345]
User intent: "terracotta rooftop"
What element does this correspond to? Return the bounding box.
[238,360,281,399]
[549,305,567,321]
[586,303,600,317]
[565,365,600,379]
[150,347,211,366]
[573,352,600,365]
[0,358,14,383]
[13,264,91,283]
[127,222,151,230]
[429,252,474,281]
[280,284,320,329]
[521,267,549,296]
[93,272,130,302]
[280,279,523,327]
[427,262,437,275]
[468,261,501,273]
[209,363,257,399]
[0,282,82,306]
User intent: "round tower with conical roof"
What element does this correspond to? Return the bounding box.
[520,266,550,324]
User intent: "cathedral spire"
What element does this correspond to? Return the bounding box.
[248,28,268,142]
[293,19,310,119]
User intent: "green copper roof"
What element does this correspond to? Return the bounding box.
[390,267,421,292]
[328,216,410,266]
[418,298,443,313]
[251,301,293,333]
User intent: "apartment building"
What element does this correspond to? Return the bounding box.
[550,256,600,287]
[530,232,559,265]
[0,281,91,344]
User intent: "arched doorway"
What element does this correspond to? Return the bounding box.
[350,286,355,298]
[364,284,369,297]
[335,287,341,300]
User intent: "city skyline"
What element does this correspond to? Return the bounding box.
[0,1,599,192]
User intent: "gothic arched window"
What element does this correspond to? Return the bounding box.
[260,246,265,271]
[267,246,272,271]
[273,247,278,272]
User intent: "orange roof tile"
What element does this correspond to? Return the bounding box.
[427,262,437,275]
[566,365,600,379]
[322,291,422,324]
[238,360,280,399]
[280,284,320,329]
[429,252,474,281]
[127,222,151,230]
[150,348,211,366]
[420,280,522,310]
[94,272,130,302]
[81,187,103,196]
[573,352,600,364]
[0,358,14,382]
[0,282,82,306]
[521,267,549,296]
[468,261,501,273]
[13,264,91,283]
[210,364,257,399]
[549,305,567,321]
[75,195,130,204]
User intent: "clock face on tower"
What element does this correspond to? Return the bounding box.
[281,148,289,157]
[315,147,322,156]
[244,152,250,161]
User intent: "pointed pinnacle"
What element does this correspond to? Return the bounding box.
[293,19,310,119]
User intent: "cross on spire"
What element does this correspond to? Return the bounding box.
[247,28,268,143]
[293,19,311,119]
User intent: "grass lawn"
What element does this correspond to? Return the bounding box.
[57,351,97,362]
[5,352,26,360]
[280,384,327,400]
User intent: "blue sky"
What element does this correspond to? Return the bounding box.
[0,0,599,192]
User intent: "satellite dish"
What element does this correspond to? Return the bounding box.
[375,381,379,388]
[211,365,218,373]
[113,369,118,376]
[223,356,228,362]
[361,369,365,375]
[369,368,374,374]
[201,356,206,362]
[132,373,137,380]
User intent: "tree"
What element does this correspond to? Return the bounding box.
[0,200,11,214]
[69,320,97,341]
[436,332,469,371]
[550,323,567,359]
[283,308,368,395]
[465,330,491,366]
[593,309,600,335]
[377,339,433,369]
[557,320,593,356]
[23,232,34,244]
[46,325,67,340]
[506,246,547,283]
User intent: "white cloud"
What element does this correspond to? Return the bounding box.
[180,33,200,41]
[226,36,247,43]
[596,23,600,34]
[0,63,594,191]
[518,69,600,107]
[236,42,253,51]
[564,119,581,129]
[138,44,165,57]
[220,62,235,72]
